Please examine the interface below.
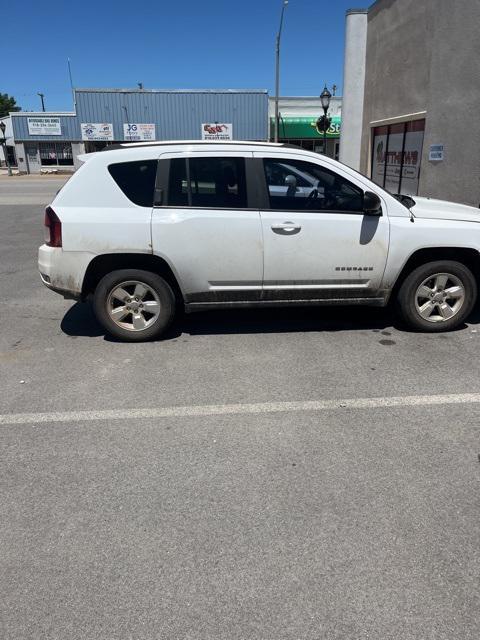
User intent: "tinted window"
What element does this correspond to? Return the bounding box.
[263,158,364,212]
[108,160,157,207]
[168,157,247,208]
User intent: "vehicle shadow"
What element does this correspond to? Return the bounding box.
[60,300,480,341]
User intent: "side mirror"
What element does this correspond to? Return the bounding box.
[364,191,382,215]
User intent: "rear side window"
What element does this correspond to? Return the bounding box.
[167,157,247,208]
[108,160,157,207]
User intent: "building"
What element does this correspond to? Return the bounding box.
[268,96,342,158]
[0,116,16,169]
[10,89,269,174]
[340,0,480,207]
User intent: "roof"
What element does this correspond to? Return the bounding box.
[74,88,268,94]
[11,112,76,116]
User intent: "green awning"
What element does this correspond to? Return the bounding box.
[270,115,341,139]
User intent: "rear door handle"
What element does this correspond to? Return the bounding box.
[271,221,302,235]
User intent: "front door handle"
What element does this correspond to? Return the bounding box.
[271,221,302,235]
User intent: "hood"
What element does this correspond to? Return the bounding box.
[411,196,480,224]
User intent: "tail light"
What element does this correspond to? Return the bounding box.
[44,206,62,247]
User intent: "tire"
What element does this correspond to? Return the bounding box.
[93,269,176,341]
[397,260,477,332]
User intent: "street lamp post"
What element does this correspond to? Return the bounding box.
[37,92,46,112]
[0,121,12,176]
[274,0,289,143]
[319,85,332,155]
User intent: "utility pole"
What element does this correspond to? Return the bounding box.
[274,0,289,143]
[37,93,46,112]
[67,58,76,108]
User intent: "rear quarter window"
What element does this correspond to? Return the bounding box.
[108,160,157,207]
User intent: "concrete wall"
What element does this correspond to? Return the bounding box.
[420,0,480,206]
[339,10,368,169]
[72,143,85,170]
[360,0,480,206]
[15,143,28,173]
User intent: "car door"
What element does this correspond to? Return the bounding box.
[253,152,390,300]
[151,151,263,303]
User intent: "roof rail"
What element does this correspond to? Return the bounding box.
[100,140,288,152]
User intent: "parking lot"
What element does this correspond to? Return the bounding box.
[1,176,480,640]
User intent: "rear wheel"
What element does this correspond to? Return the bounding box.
[93,269,176,341]
[397,260,477,332]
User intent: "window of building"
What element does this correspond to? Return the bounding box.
[167,157,247,208]
[371,119,425,195]
[263,158,364,212]
[108,160,158,207]
[39,142,74,166]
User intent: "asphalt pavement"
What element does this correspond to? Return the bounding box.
[1,176,479,640]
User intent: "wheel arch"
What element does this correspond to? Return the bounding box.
[388,247,480,303]
[81,253,185,303]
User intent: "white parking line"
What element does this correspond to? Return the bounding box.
[1,393,480,426]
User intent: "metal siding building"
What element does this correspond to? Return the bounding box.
[75,89,268,142]
[10,88,268,174]
[12,114,79,141]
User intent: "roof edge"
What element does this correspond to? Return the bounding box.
[346,8,368,15]
[74,88,268,94]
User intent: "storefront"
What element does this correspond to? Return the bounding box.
[268,96,342,159]
[370,118,425,195]
[9,89,269,174]
[11,113,83,174]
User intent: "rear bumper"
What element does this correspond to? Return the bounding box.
[38,245,92,300]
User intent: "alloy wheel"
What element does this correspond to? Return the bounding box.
[107,280,161,332]
[414,272,465,323]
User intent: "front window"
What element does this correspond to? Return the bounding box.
[371,119,425,195]
[39,142,74,166]
[263,158,364,212]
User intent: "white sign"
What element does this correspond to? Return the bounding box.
[27,117,61,136]
[81,122,114,141]
[201,123,233,141]
[429,144,444,161]
[123,123,156,141]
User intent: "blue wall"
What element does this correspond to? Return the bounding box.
[11,90,268,142]
[12,115,79,141]
[75,89,268,141]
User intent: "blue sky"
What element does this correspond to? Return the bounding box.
[5,0,359,112]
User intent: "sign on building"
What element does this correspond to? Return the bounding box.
[81,123,114,141]
[429,144,444,161]
[201,123,233,141]
[123,123,156,141]
[27,117,62,136]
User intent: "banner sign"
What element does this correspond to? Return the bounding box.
[27,117,61,136]
[81,123,114,141]
[269,116,341,139]
[123,123,156,141]
[201,123,233,140]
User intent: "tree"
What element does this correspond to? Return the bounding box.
[0,93,21,118]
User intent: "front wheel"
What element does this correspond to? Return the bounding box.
[396,260,477,332]
[93,269,176,341]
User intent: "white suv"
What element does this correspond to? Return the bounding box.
[39,141,480,341]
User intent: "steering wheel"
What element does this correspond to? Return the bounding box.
[305,188,319,207]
